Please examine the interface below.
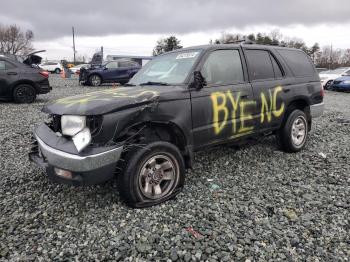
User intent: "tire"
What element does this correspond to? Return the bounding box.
[13,84,37,103]
[277,109,308,153]
[324,80,332,90]
[89,74,102,86]
[118,141,185,208]
[54,68,61,74]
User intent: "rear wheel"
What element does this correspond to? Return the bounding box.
[118,141,185,208]
[13,84,37,103]
[277,109,308,152]
[54,68,61,74]
[89,74,102,86]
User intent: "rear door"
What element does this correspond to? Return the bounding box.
[190,48,254,149]
[243,48,289,131]
[0,59,19,97]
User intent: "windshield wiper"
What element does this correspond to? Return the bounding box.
[139,81,169,86]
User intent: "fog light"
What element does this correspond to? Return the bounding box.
[54,168,73,179]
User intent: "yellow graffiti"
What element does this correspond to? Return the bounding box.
[272,86,284,117]
[211,86,285,137]
[210,92,229,135]
[226,91,240,133]
[260,91,273,123]
[239,100,256,133]
[54,88,159,107]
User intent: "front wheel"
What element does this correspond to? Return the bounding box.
[277,109,308,152]
[118,141,185,208]
[54,68,61,74]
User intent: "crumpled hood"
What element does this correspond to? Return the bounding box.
[42,86,165,115]
[333,76,350,82]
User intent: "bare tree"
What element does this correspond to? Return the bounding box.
[0,24,34,55]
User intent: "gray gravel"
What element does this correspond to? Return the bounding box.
[0,75,349,261]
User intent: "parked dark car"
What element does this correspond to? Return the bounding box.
[79,59,141,86]
[30,43,324,207]
[0,51,51,103]
[330,75,350,91]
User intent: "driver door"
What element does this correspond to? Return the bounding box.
[190,48,254,149]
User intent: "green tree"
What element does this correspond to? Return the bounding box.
[152,36,183,56]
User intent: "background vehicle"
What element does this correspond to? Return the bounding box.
[319,67,350,89]
[30,44,323,207]
[316,67,328,73]
[330,75,350,91]
[70,64,90,74]
[79,59,140,86]
[40,61,63,74]
[0,51,51,103]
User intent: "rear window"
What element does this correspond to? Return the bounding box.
[277,49,316,77]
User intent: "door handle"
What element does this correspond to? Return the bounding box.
[283,88,291,93]
[240,94,249,99]
[7,72,17,75]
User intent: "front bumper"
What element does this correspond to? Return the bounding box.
[310,102,325,118]
[29,124,123,185]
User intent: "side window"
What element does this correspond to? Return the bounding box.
[119,61,132,68]
[0,61,5,70]
[270,55,283,78]
[277,49,315,77]
[245,50,274,81]
[201,49,244,86]
[0,61,15,70]
[345,70,350,75]
[105,62,118,69]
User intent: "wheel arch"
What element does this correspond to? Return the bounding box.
[11,80,38,94]
[119,120,193,169]
[284,97,312,131]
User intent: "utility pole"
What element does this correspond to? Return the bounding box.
[329,44,333,70]
[72,26,76,65]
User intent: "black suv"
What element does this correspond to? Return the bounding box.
[0,51,52,103]
[30,44,324,207]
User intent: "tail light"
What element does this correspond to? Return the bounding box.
[39,71,49,78]
[76,70,80,75]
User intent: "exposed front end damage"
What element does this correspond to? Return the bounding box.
[29,86,191,187]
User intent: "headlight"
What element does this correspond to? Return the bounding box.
[320,77,328,80]
[61,115,86,136]
[343,80,350,84]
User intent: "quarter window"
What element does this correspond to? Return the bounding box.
[201,49,244,86]
[277,49,315,77]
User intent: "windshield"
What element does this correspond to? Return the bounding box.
[129,49,202,85]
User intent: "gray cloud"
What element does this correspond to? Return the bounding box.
[1,0,350,40]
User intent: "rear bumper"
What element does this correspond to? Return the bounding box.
[29,124,124,186]
[37,84,52,94]
[310,102,324,118]
[330,84,350,91]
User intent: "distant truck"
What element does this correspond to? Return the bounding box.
[30,43,324,207]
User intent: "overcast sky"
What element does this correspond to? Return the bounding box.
[2,0,350,60]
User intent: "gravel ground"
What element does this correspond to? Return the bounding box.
[0,75,349,261]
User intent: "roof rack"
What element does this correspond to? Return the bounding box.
[225,39,255,45]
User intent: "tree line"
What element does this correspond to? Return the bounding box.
[154,31,350,69]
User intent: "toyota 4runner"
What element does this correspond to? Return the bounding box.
[29,44,324,207]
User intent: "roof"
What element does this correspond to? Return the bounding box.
[106,55,153,60]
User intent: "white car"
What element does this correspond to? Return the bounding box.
[69,64,90,74]
[319,67,350,89]
[40,61,63,74]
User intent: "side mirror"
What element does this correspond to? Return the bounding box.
[193,71,206,90]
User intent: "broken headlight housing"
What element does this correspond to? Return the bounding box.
[61,115,91,152]
[61,115,86,136]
